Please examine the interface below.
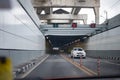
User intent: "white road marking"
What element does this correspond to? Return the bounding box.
[86,57,120,66]
[20,55,49,78]
[102,60,120,66]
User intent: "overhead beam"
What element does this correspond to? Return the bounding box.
[71,8,81,15]
[39,14,87,20]
[44,8,50,14]
[47,20,71,24]
[47,20,87,24]
[32,0,100,7]
[41,24,99,36]
[79,0,86,2]
[44,30,93,36]
[36,7,52,14]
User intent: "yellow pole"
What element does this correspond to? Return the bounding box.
[0,57,13,80]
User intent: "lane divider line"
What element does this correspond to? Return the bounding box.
[81,65,97,75]
[74,62,97,75]
[61,55,97,76]
[20,55,49,78]
[61,55,92,76]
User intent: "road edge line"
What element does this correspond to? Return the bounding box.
[20,55,49,78]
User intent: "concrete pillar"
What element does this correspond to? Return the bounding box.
[69,20,73,24]
[50,8,53,14]
[83,19,87,24]
[71,8,81,15]
[37,8,42,14]
[34,7,37,13]
[94,7,99,24]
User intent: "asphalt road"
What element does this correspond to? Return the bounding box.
[70,56,120,76]
[17,54,120,80]
[25,55,88,79]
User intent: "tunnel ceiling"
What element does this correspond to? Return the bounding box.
[46,35,88,48]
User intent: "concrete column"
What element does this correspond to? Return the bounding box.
[34,7,37,13]
[71,8,81,15]
[69,20,73,24]
[94,7,99,24]
[37,8,42,14]
[50,8,53,14]
[83,19,87,24]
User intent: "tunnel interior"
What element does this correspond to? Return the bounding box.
[45,35,89,54]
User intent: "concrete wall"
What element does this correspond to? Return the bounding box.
[85,14,120,60]
[0,0,45,67]
[0,49,44,67]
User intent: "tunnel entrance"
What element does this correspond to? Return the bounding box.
[45,35,89,54]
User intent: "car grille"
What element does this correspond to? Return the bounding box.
[77,53,82,54]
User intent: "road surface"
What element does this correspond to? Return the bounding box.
[16,54,120,80]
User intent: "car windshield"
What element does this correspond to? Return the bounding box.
[73,48,77,50]
[0,0,120,80]
[78,48,83,51]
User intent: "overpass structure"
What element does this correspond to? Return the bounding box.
[40,24,99,36]
[32,0,100,24]
[0,0,120,79]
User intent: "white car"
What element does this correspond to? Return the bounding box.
[71,47,86,58]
